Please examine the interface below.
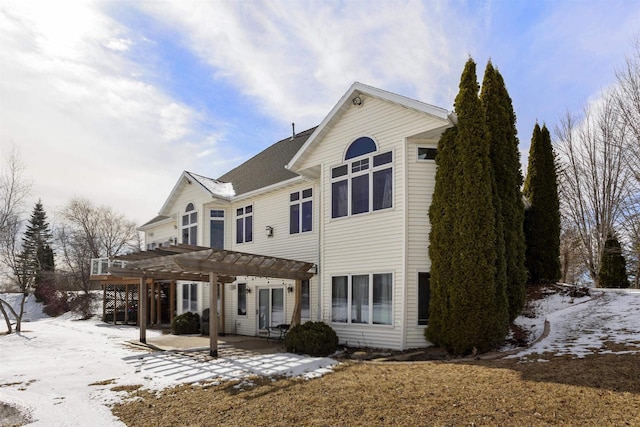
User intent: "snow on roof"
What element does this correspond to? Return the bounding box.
[186,171,235,199]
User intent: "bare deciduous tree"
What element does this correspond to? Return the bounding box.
[0,147,32,332]
[559,221,589,284]
[615,40,640,288]
[555,93,632,286]
[57,197,139,293]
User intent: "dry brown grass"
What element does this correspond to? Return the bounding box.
[112,352,640,426]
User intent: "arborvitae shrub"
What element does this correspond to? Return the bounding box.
[523,124,561,284]
[284,321,338,357]
[598,234,630,288]
[171,312,200,335]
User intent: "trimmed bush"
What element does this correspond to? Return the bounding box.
[69,293,95,320]
[171,312,200,335]
[284,321,338,357]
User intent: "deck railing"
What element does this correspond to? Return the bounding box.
[90,258,127,276]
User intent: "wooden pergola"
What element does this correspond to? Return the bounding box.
[109,244,315,357]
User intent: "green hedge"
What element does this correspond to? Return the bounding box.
[171,312,200,335]
[284,321,338,357]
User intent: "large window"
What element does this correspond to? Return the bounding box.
[237,283,247,316]
[236,205,253,244]
[210,209,224,249]
[182,283,197,312]
[182,203,197,245]
[418,272,431,325]
[331,273,392,325]
[331,139,393,218]
[290,189,313,234]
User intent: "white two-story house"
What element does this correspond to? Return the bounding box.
[138,82,455,350]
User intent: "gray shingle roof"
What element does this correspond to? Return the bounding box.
[139,214,171,228]
[217,126,317,195]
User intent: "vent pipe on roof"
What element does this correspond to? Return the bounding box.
[291,122,295,139]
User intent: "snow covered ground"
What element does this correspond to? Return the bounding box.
[0,294,337,426]
[1,288,639,426]
[509,287,640,359]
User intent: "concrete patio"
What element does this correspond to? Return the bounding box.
[133,334,287,356]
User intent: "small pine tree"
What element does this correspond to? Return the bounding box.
[480,63,527,321]
[598,233,629,288]
[523,124,561,284]
[21,200,55,298]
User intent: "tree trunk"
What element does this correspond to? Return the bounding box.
[0,298,13,333]
[16,292,27,332]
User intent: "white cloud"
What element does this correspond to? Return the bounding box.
[0,0,225,224]
[104,37,132,52]
[137,0,474,128]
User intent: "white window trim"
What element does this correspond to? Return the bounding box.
[209,209,225,249]
[417,271,430,327]
[330,149,394,219]
[237,282,248,317]
[236,204,253,244]
[181,203,198,245]
[289,188,313,235]
[330,272,394,327]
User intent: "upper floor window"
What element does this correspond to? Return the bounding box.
[332,139,393,218]
[236,205,253,244]
[182,203,197,245]
[417,147,437,161]
[290,188,313,234]
[345,136,377,160]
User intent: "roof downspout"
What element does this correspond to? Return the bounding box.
[401,137,408,351]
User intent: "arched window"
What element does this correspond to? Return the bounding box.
[182,203,197,245]
[332,136,393,218]
[345,137,377,160]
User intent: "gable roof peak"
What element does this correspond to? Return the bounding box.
[287,82,454,173]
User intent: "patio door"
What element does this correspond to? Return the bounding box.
[258,287,285,331]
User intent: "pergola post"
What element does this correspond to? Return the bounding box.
[209,272,218,357]
[139,277,148,343]
[124,285,129,324]
[156,283,162,324]
[290,279,302,328]
[220,283,225,336]
[169,281,175,324]
[149,281,156,325]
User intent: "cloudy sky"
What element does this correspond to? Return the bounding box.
[1,0,639,225]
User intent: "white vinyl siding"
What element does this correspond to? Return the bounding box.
[405,138,440,347]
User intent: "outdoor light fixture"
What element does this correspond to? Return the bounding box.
[265,225,273,237]
[246,286,252,294]
[287,285,294,293]
[352,96,362,106]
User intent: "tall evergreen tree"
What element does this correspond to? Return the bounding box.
[427,58,507,355]
[523,124,561,283]
[480,62,527,320]
[598,233,629,288]
[426,126,457,343]
[20,200,55,288]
